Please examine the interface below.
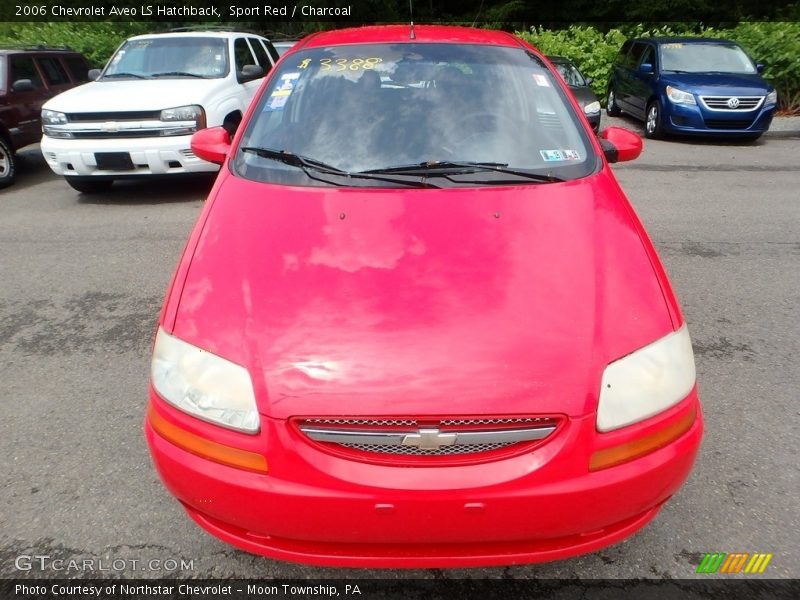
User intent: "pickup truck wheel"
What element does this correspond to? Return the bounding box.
[0,137,16,189]
[66,177,114,193]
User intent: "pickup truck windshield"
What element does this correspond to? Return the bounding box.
[103,37,229,79]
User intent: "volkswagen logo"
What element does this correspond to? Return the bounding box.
[727,97,741,109]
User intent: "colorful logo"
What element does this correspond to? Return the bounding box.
[697,552,773,574]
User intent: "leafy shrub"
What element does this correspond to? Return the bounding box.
[0,22,157,68]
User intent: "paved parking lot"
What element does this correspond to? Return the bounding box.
[1,119,798,580]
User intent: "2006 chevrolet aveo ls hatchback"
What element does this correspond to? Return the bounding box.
[145,26,703,568]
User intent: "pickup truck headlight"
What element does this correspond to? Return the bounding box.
[666,86,697,105]
[151,327,259,433]
[42,109,68,125]
[583,101,601,115]
[596,325,696,432]
[41,109,73,138]
[765,90,777,107]
[159,105,206,136]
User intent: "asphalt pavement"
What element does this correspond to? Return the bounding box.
[1,118,798,580]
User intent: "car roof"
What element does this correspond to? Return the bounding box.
[298,25,524,49]
[633,36,739,45]
[128,31,264,41]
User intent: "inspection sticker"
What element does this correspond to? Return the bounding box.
[533,73,550,87]
[265,73,300,111]
[540,149,580,162]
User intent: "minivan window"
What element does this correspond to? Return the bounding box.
[104,37,229,79]
[660,42,756,74]
[639,45,655,68]
[9,55,43,89]
[64,56,90,82]
[235,43,595,188]
[38,56,70,85]
[627,43,647,69]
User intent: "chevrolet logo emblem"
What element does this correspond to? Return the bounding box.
[401,427,457,449]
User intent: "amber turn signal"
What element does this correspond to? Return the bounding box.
[589,407,696,471]
[147,403,268,473]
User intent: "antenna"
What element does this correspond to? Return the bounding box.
[409,0,415,40]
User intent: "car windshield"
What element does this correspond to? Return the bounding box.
[234,43,595,188]
[660,42,756,74]
[103,37,229,79]
[554,62,585,87]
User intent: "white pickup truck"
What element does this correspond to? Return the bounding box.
[40,31,279,193]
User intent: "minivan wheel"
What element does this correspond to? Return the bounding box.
[645,100,663,139]
[606,87,621,117]
[0,137,17,189]
[65,177,114,194]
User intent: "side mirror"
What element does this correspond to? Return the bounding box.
[11,79,34,92]
[191,127,231,165]
[756,63,765,73]
[239,64,265,82]
[584,76,593,85]
[88,69,102,81]
[599,127,642,163]
[639,63,654,75]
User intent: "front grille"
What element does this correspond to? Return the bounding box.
[341,442,511,456]
[296,416,561,461]
[70,130,165,139]
[704,119,755,130]
[699,96,763,112]
[66,111,161,122]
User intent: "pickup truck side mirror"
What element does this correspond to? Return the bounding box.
[88,69,102,81]
[239,64,265,83]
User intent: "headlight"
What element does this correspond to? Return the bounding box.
[42,109,68,125]
[159,105,206,136]
[665,86,696,105]
[765,90,777,107]
[583,101,601,115]
[151,327,259,433]
[596,324,696,432]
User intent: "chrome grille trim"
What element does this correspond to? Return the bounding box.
[300,425,557,449]
[699,95,764,112]
[303,418,417,426]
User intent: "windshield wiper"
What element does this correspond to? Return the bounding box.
[151,71,208,79]
[361,160,564,183]
[240,147,438,188]
[102,72,148,79]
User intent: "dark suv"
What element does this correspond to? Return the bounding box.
[0,47,92,188]
[607,37,776,140]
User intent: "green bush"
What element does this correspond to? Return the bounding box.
[516,22,800,113]
[0,22,157,67]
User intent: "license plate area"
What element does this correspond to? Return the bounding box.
[95,152,134,170]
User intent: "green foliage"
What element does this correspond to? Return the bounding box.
[517,22,800,112]
[0,22,157,67]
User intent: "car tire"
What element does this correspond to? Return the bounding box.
[65,177,114,194]
[606,87,621,117]
[0,136,17,189]
[645,100,664,139]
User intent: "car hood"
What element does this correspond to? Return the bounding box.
[171,171,673,420]
[42,78,230,112]
[660,72,771,95]
[569,85,598,106]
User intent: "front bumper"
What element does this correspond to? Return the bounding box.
[145,389,703,568]
[663,100,775,136]
[40,134,218,177]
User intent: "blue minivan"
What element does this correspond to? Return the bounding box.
[607,37,777,140]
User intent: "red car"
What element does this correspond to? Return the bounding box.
[145,25,702,568]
